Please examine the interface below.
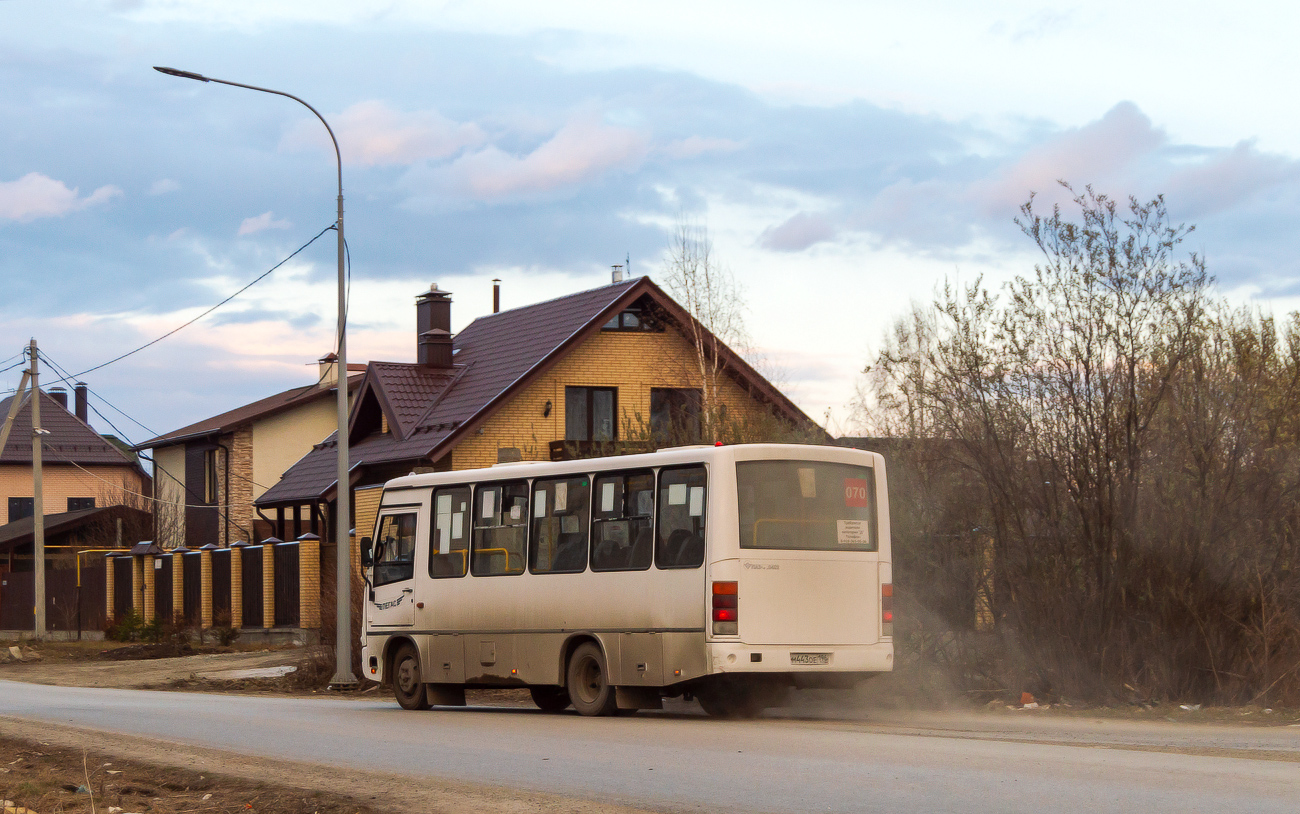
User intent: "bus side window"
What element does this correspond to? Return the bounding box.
[591,469,654,571]
[472,480,528,576]
[529,476,591,574]
[429,486,471,578]
[655,465,707,569]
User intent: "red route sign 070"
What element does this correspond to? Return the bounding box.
[843,478,870,507]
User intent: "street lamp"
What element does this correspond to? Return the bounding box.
[154,67,357,687]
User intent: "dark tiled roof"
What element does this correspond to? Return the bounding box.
[0,391,138,467]
[137,371,365,450]
[257,278,818,506]
[367,362,459,438]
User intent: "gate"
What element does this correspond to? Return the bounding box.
[182,552,201,626]
[79,557,107,633]
[113,555,133,620]
[211,548,231,625]
[155,555,174,624]
[241,546,263,628]
[274,542,299,627]
[0,571,32,629]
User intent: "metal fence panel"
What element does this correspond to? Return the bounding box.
[182,553,201,626]
[211,549,231,625]
[241,546,263,628]
[274,543,299,627]
[0,571,32,629]
[113,556,133,620]
[155,555,173,624]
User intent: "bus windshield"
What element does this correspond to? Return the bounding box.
[737,460,877,551]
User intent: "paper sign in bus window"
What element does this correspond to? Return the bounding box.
[510,503,522,521]
[436,509,452,554]
[844,478,870,508]
[554,481,568,512]
[668,483,687,505]
[689,486,705,517]
[601,482,616,513]
[534,491,546,518]
[798,467,817,498]
[482,490,496,519]
[451,512,464,540]
[437,494,452,515]
[837,519,869,545]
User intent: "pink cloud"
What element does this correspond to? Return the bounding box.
[446,117,649,199]
[760,211,837,252]
[975,102,1166,215]
[284,100,485,167]
[1163,140,1299,217]
[0,172,122,222]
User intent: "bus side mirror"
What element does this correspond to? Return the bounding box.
[360,537,373,568]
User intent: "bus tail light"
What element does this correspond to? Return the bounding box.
[881,583,893,638]
[712,581,738,635]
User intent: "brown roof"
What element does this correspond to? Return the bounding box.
[0,390,139,467]
[0,505,151,554]
[257,278,817,506]
[137,371,365,450]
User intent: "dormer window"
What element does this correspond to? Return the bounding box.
[602,306,661,332]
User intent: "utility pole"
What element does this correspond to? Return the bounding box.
[30,339,46,639]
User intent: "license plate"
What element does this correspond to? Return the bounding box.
[790,652,830,665]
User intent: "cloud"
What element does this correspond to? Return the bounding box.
[283,100,485,167]
[444,117,649,200]
[662,136,744,159]
[760,212,837,252]
[1163,141,1300,217]
[0,173,122,222]
[238,211,292,236]
[149,178,181,195]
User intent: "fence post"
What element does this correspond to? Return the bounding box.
[171,550,185,626]
[104,555,115,624]
[297,533,321,630]
[143,555,156,622]
[200,547,213,630]
[262,543,275,630]
[131,556,144,618]
[230,543,244,629]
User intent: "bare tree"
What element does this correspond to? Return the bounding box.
[661,219,750,441]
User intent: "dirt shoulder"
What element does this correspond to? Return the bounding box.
[0,718,660,814]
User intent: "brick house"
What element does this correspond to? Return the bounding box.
[137,360,365,549]
[255,276,821,546]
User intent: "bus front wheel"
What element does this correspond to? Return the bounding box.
[566,642,617,716]
[392,644,430,711]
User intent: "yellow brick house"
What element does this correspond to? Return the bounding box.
[255,276,821,545]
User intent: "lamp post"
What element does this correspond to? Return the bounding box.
[154,67,357,686]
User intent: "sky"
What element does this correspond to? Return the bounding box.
[3,1,1299,447]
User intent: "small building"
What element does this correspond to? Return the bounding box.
[136,359,365,549]
[256,276,820,544]
[0,384,151,529]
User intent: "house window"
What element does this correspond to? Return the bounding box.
[8,497,34,523]
[601,306,661,332]
[203,449,218,504]
[68,497,95,512]
[565,387,617,442]
[650,388,702,442]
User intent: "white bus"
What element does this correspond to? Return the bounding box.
[359,443,892,717]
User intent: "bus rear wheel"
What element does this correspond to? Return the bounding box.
[392,644,430,711]
[530,686,571,712]
[566,642,617,716]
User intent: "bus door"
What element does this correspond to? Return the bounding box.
[369,510,419,627]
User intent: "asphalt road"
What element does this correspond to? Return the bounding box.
[3,680,1298,813]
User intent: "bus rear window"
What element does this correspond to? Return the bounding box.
[737,461,877,551]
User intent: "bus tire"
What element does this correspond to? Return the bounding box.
[529,686,571,712]
[392,643,430,711]
[566,642,617,716]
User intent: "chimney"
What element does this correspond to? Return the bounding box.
[611,264,624,284]
[75,382,88,422]
[492,278,501,314]
[49,386,68,410]
[317,353,339,388]
[416,285,454,367]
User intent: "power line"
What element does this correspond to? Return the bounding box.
[71,223,337,378]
